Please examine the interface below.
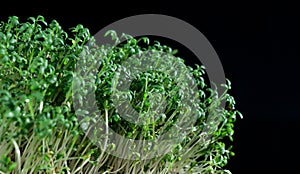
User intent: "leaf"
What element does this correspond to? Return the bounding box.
[1,55,9,63]
[28,17,36,24]
[9,16,19,26]
[8,162,17,172]
[139,37,150,45]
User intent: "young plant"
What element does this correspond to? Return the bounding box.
[0,16,242,174]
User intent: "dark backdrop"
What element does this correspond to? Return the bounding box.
[1,1,299,173]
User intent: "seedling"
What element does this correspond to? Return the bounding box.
[0,16,242,174]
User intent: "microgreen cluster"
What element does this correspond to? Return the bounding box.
[0,16,242,173]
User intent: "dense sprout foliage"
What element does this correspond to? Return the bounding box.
[0,16,242,173]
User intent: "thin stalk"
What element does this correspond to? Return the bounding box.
[11,138,21,173]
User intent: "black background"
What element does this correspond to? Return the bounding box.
[1,1,299,173]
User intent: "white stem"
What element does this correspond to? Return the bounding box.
[73,156,90,173]
[11,138,21,173]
